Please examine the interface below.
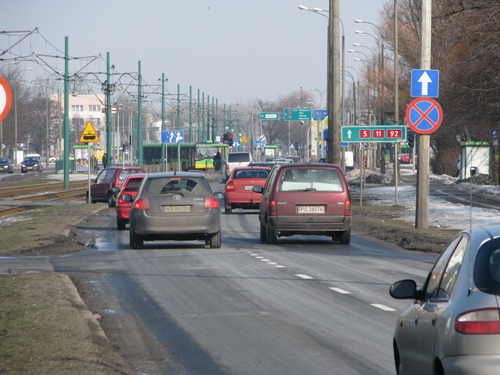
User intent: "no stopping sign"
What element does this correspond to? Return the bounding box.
[0,76,13,122]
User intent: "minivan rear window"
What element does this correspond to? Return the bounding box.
[279,168,344,192]
[228,153,251,163]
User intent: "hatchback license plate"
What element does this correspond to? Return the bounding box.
[162,205,190,212]
[297,206,325,214]
[243,185,254,190]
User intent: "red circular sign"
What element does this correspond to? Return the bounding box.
[0,76,13,122]
[406,97,443,135]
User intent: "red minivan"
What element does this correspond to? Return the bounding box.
[253,163,352,244]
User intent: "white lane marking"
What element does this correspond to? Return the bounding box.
[328,287,351,295]
[250,253,259,256]
[295,274,314,280]
[371,304,397,312]
[261,259,271,262]
[276,265,285,268]
[255,256,264,259]
[268,262,278,265]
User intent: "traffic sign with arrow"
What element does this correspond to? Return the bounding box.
[411,69,439,98]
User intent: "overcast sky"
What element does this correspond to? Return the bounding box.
[2,0,388,106]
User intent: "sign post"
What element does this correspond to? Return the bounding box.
[79,121,100,203]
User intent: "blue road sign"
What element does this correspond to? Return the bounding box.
[411,69,439,98]
[254,140,265,148]
[161,130,185,143]
[490,128,500,141]
[314,109,327,120]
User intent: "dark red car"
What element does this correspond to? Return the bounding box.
[223,166,271,214]
[86,166,146,207]
[253,163,352,244]
[115,173,146,230]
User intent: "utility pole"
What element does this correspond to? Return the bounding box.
[416,0,432,229]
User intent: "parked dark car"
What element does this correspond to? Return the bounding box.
[115,173,146,230]
[21,156,43,173]
[253,163,352,244]
[390,224,500,375]
[0,157,14,173]
[86,166,146,207]
[222,166,271,214]
[127,172,222,249]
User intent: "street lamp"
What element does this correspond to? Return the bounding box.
[298,3,342,166]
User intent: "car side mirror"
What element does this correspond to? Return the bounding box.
[213,191,224,200]
[252,186,263,194]
[389,279,418,299]
[219,179,227,184]
[121,194,133,202]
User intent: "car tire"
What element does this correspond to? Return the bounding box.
[266,223,277,244]
[338,229,351,244]
[107,193,115,208]
[260,222,267,242]
[117,218,127,231]
[224,206,232,214]
[209,231,222,248]
[129,228,143,249]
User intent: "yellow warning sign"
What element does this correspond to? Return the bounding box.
[79,121,99,143]
[241,136,248,143]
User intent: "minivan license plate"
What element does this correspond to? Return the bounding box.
[298,206,325,214]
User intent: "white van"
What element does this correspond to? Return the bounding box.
[225,152,252,178]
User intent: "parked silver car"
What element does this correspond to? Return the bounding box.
[127,172,222,249]
[390,224,500,375]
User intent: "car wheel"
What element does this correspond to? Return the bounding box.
[266,223,277,244]
[260,221,267,242]
[224,206,232,214]
[393,342,401,375]
[129,228,143,249]
[209,231,222,248]
[107,193,115,208]
[339,229,351,244]
[117,218,127,231]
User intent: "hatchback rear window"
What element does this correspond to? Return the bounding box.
[279,168,344,192]
[234,169,269,179]
[145,177,208,195]
[119,169,145,181]
[228,153,251,163]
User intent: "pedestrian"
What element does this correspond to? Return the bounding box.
[102,153,108,169]
[213,149,222,172]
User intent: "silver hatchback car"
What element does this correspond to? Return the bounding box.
[127,172,222,249]
[390,224,500,375]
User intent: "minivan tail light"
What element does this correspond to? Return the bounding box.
[455,308,500,334]
[204,196,219,209]
[345,200,351,216]
[134,197,150,210]
[226,182,235,192]
[270,200,277,216]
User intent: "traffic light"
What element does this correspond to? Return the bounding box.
[228,133,234,146]
[407,130,415,148]
[222,133,228,143]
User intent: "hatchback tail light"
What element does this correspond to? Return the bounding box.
[204,196,219,209]
[345,200,352,216]
[134,197,150,210]
[455,308,500,334]
[226,182,235,192]
[270,200,277,216]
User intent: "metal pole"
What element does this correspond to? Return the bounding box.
[161,73,166,172]
[137,61,143,166]
[64,36,70,188]
[106,52,112,167]
[394,0,400,204]
[416,0,432,229]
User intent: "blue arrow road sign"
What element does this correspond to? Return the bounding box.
[411,69,439,98]
[161,130,185,143]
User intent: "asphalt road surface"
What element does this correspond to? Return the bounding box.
[0,199,440,375]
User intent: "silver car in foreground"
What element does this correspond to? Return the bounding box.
[127,172,222,249]
[390,224,500,375]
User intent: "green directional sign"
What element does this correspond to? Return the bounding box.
[284,108,312,121]
[341,125,407,142]
[259,112,280,120]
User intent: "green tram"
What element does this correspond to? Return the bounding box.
[143,142,228,172]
